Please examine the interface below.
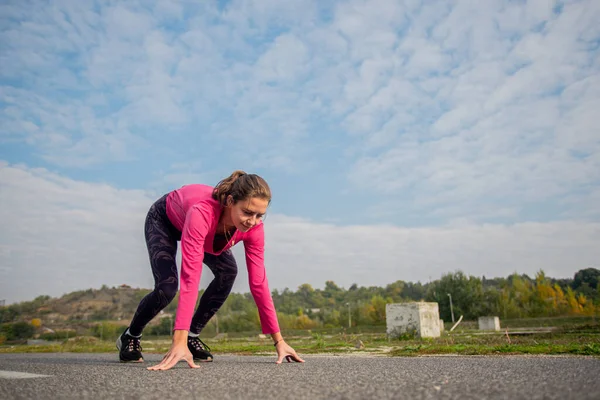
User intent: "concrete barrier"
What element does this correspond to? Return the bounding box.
[386,302,441,338]
[478,316,501,331]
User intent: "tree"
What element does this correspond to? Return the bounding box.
[553,284,569,315]
[565,287,583,314]
[507,273,534,318]
[294,314,318,329]
[0,306,19,323]
[385,281,405,302]
[0,322,35,340]
[367,295,389,325]
[147,317,174,336]
[426,271,484,320]
[402,282,426,301]
[533,270,558,317]
[324,281,341,293]
[573,268,600,290]
[481,286,501,317]
[323,281,345,303]
[90,322,121,340]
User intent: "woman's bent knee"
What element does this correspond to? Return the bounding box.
[156,283,178,307]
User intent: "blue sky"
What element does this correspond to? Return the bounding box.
[1,0,599,304]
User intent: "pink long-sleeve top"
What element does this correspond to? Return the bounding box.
[165,184,280,334]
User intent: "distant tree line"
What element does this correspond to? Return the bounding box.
[1,268,598,339]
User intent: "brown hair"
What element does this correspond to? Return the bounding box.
[212,170,272,206]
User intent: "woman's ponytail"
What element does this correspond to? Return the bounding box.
[212,170,271,206]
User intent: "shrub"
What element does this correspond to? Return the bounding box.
[147,317,173,336]
[0,322,36,340]
[40,330,77,341]
[90,322,122,340]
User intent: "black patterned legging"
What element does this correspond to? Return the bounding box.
[128,194,238,337]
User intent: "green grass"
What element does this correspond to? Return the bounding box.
[389,321,600,356]
[501,316,598,329]
[2,320,598,358]
[390,342,600,356]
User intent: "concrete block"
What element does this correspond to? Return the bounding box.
[386,302,441,338]
[439,319,445,333]
[478,316,501,331]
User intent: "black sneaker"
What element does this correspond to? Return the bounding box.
[116,330,143,363]
[188,336,213,362]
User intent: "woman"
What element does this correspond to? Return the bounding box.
[117,170,304,370]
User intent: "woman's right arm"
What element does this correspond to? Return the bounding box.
[148,204,212,371]
[174,204,212,330]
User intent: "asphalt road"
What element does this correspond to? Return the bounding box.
[0,353,599,399]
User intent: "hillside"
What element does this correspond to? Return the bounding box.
[2,285,161,328]
[1,268,598,335]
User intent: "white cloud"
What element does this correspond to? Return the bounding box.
[254,34,310,84]
[2,0,597,178]
[150,160,219,194]
[1,162,597,304]
[0,0,598,305]
[0,162,153,303]
[337,0,600,223]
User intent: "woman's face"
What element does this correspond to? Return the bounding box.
[227,196,268,232]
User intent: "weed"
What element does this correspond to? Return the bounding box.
[311,332,325,349]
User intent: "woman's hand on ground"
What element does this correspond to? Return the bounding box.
[147,343,199,371]
[275,340,305,364]
[147,330,200,371]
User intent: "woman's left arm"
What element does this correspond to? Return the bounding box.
[244,224,304,364]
